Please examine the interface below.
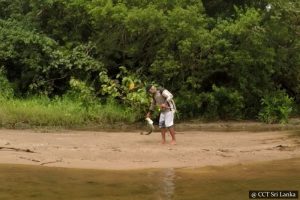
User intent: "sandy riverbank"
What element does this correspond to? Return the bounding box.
[0,127,300,170]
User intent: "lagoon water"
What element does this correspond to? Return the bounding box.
[0,158,299,200]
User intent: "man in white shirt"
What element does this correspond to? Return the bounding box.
[146,85,176,145]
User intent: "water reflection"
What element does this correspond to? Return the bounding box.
[0,158,299,200]
[160,168,175,200]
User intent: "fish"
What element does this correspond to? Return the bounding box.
[140,117,155,135]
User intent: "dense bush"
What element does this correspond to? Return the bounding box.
[202,85,245,120]
[258,91,294,123]
[0,0,299,124]
[0,68,14,99]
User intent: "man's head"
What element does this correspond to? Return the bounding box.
[146,84,156,94]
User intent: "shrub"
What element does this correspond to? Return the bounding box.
[258,90,294,123]
[176,85,244,120]
[0,68,13,99]
[176,91,204,119]
[65,78,97,109]
[203,85,245,120]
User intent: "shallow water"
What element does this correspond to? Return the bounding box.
[0,158,299,200]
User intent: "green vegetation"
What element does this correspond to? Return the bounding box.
[0,0,299,127]
[258,90,294,123]
[0,97,139,129]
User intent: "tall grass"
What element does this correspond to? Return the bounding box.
[0,97,140,129]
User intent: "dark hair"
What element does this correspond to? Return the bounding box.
[146,84,153,92]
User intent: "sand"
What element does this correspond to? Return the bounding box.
[0,126,299,170]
